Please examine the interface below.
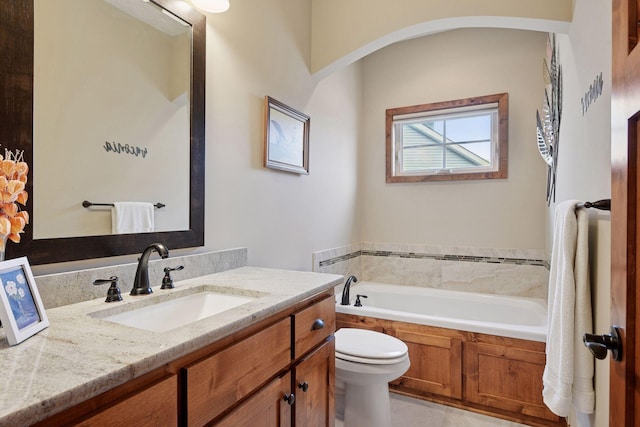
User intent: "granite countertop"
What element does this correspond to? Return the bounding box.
[0,266,342,426]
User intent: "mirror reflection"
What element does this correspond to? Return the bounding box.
[33,0,191,239]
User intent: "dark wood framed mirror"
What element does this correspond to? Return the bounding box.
[0,0,205,265]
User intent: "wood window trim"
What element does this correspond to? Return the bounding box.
[385,93,508,183]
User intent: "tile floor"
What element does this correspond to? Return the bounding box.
[336,392,528,427]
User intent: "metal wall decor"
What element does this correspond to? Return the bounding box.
[536,33,562,205]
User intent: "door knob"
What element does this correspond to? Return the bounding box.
[583,326,622,361]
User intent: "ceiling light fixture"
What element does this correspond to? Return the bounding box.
[190,0,229,13]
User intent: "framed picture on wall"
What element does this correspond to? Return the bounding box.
[264,96,310,174]
[0,257,49,346]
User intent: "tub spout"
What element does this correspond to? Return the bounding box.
[340,275,358,305]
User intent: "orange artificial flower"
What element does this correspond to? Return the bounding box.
[0,151,29,251]
[2,202,17,217]
[16,190,28,205]
[0,216,10,236]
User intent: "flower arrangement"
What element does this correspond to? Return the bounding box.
[0,149,29,251]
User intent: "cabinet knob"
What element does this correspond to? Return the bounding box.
[298,381,309,392]
[284,393,296,405]
[311,319,324,330]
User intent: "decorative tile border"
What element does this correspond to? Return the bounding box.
[319,250,549,270]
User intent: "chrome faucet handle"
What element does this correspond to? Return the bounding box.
[161,265,184,289]
[93,276,122,303]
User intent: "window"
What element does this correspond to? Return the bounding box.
[386,93,508,182]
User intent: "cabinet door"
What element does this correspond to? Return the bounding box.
[464,341,560,422]
[76,375,178,427]
[390,327,462,399]
[184,318,291,426]
[216,372,292,427]
[293,338,335,427]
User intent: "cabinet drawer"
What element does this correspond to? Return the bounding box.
[77,375,177,427]
[293,295,335,359]
[184,318,291,427]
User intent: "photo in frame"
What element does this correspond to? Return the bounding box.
[0,257,49,346]
[264,96,310,174]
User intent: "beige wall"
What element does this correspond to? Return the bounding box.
[310,0,572,77]
[552,0,612,425]
[200,0,362,271]
[359,28,548,251]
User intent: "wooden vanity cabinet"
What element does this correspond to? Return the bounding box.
[183,292,336,426]
[33,291,335,427]
[200,294,335,427]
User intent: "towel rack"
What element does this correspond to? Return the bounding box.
[576,199,610,211]
[82,201,166,209]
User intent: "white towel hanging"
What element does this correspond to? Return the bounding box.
[542,200,594,416]
[111,202,155,234]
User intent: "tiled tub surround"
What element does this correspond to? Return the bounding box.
[313,243,549,299]
[35,248,248,309]
[0,266,342,426]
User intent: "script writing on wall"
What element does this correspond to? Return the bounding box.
[103,141,148,158]
[581,72,604,115]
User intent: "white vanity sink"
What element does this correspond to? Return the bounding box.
[93,291,257,332]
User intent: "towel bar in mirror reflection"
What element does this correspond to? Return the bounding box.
[1,0,205,264]
[82,201,166,209]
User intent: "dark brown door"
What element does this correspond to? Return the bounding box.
[611,0,640,425]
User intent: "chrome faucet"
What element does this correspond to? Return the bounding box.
[340,275,358,305]
[130,243,169,295]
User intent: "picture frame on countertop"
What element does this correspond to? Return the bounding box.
[0,257,49,346]
[264,96,310,174]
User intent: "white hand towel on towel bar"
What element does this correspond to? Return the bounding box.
[111,202,155,234]
[542,200,595,416]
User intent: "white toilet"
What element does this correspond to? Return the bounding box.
[335,328,410,427]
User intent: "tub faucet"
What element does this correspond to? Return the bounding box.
[340,275,358,305]
[131,243,169,295]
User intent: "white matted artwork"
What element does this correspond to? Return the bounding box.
[264,96,310,174]
[0,257,49,346]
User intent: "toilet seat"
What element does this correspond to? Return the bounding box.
[335,328,408,365]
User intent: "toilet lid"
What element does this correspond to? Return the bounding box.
[335,328,408,360]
